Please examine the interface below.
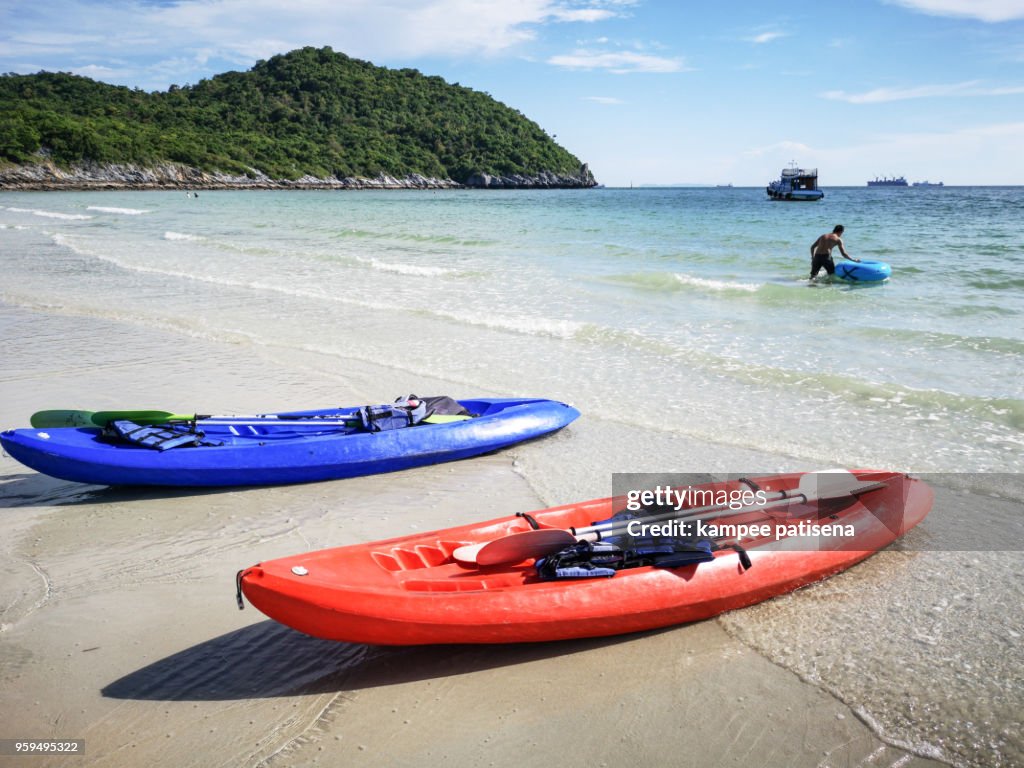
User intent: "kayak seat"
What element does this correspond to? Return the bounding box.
[421,414,472,425]
[372,542,463,571]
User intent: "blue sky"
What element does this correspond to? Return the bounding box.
[2,0,1023,186]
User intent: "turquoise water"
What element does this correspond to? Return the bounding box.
[2,186,1021,480]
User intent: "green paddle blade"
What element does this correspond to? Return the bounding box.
[30,410,97,428]
[30,409,195,428]
[92,410,195,426]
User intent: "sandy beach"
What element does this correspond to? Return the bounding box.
[0,303,965,768]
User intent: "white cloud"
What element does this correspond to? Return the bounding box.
[886,0,1024,22]
[552,8,618,22]
[548,49,688,73]
[148,0,557,59]
[746,31,788,44]
[742,140,817,159]
[822,80,1024,103]
[1,0,629,87]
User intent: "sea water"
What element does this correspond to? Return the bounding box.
[2,187,1020,479]
[1,186,1022,765]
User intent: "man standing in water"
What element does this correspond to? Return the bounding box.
[810,225,860,279]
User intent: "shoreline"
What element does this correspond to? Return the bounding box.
[0,300,950,768]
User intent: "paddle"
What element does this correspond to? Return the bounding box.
[29,409,362,429]
[31,409,197,428]
[456,470,884,567]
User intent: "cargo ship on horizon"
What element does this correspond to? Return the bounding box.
[867,176,908,187]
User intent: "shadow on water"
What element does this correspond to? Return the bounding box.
[102,620,672,702]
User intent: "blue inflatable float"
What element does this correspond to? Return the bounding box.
[835,259,891,282]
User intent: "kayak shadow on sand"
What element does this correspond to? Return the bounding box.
[102,619,673,702]
[0,471,285,508]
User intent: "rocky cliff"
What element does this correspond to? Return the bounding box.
[0,159,596,191]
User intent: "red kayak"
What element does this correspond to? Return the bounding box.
[237,470,932,644]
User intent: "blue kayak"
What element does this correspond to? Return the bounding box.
[0,398,579,487]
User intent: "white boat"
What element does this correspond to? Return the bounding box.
[766,165,824,201]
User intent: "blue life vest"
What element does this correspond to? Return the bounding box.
[104,420,221,451]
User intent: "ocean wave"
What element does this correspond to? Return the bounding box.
[51,233,92,255]
[86,206,151,215]
[947,302,1019,318]
[966,276,1024,291]
[336,227,496,247]
[674,273,761,293]
[7,207,92,220]
[854,326,1024,356]
[731,362,1024,432]
[574,316,1024,433]
[355,256,455,277]
[48,235,414,316]
[431,308,588,339]
[163,231,206,241]
[605,271,763,294]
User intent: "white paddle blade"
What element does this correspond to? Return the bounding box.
[452,542,487,565]
[469,528,578,567]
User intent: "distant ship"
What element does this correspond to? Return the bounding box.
[867,176,908,187]
[912,180,944,187]
[767,165,824,201]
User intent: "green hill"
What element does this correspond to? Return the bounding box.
[0,46,595,188]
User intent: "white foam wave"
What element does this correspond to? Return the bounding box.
[46,236,401,314]
[51,233,89,254]
[433,308,585,339]
[46,233,579,342]
[358,256,453,277]
[87,206,151,215]
[163,231,205,241]
[7,207,92,221]
[673,273,761,292]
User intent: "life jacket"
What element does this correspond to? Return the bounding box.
[102,420,222,451]
[360,394,477,431]
[395,394,476,421]
[535,508,749,580]
[357,400,426,432]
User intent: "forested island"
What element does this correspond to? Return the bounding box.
[0,46,596,190]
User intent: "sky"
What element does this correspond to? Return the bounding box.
[2,0,1023,186]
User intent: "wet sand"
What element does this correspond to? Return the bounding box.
[0,304,947,767]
